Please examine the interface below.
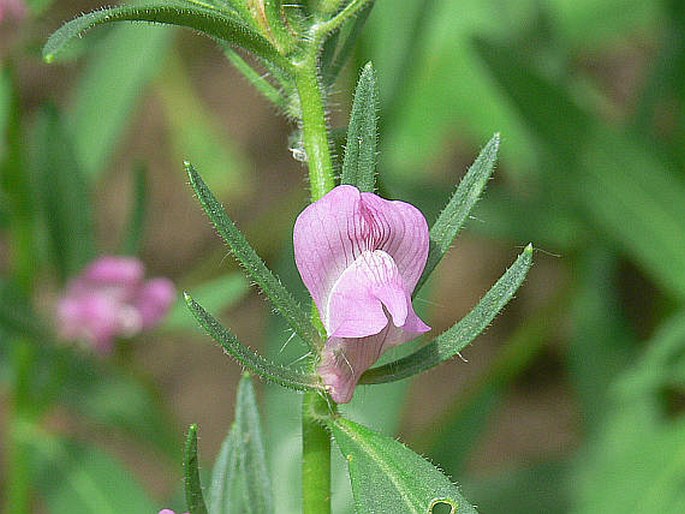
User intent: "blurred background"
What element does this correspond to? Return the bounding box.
[2,0,685,512]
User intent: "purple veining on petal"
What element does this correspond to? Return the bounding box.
[56,256,176,354]
[293,185,431,403]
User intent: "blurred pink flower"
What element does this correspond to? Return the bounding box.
[57,256,176,354]
[158,510,188,514]
[294,185,430,403]
[0,0,27,24]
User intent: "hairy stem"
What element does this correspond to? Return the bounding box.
[293,38,336,513]
[294,58,335,201]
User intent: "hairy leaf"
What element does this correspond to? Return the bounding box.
[361,244,532,384]
[341,62,379,192]
[184,293,321,391]
[43,2,288,69]
[186,161,320,347]
[185,424,209,514]
[417,133,499,292]
[330,416,478,513]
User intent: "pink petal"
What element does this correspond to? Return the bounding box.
[327,250,408,338]
[135,278,177,329]
[294,185,429,327]
[82,256,144,286]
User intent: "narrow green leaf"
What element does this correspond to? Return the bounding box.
[184,292,321,391]
[361,244,533,384]
[185,424,209,514]
[416,133,500,292]
[210,427,242,514]
[43,2,288,70]
[223,46,290,112]
[211,374,275,513]
[330,416,478,514]
[122,163,148,255]
[69,24,172,178]
[341,62,379,192]
[185,161,320,346]
[32,106,95,283]
[236,374,274,513]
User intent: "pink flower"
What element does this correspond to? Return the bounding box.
[56,256,176,354]
[0,0,27,24]
[158,510,188,514]
[294,185,430,403]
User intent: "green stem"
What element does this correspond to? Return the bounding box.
[292,39,336,513]
[302,391,332,514]
[294,59,335,201]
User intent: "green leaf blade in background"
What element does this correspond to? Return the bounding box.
[362,244,533,384]
[329,416,478,514]
[184,292,321,391]
[158,53,253,199]
[43,2,288,69]
[341,62,379,192]
[185,424,209,514]
[185,162,320,347]
[69,24,172,179]
[417,133,500,292]
[474,37,685,301]
[163,272,249,332]
[31,432,156,514]
[32,106,95,283]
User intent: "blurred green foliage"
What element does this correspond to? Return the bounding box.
[2,0,685,512]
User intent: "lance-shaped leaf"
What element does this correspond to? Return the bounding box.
[210,427,243,513]
[341,62,379,192]
[361,244,532,384]
[329,416,478,514]
[184,292,321,391]
[185,424,209,514]
[186,162,320,346]
[43,2,289,70]
[416,134,500,292]
[213,374,274,514]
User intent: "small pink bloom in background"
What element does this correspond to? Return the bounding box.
[0,0,27,24]
[158,510,188,514]
[294,185,431,403]
[57,256,176,354]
